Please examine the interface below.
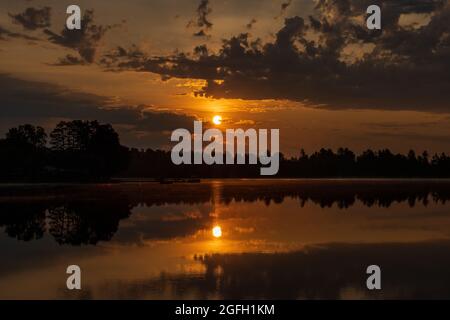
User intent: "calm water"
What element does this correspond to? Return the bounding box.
[1,179,450,299]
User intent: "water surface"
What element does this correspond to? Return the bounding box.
[1,179,450,299]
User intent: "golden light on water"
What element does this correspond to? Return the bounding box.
[212,226,222,238]
[212,115,222,125]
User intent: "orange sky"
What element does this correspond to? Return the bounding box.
[1,0,450,156]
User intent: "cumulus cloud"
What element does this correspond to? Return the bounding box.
[9,6,51,30]
[102,0,450,113]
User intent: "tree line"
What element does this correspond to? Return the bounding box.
[1,121,450,180]
[123,147,450,178]
[0,122,128,181]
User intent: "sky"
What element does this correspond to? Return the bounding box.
[1,0,450,156]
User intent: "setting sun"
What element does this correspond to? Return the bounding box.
[212,115,222,125]
[212,226,222,238]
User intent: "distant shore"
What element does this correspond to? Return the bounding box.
[2,177,450,187]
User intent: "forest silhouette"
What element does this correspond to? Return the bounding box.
[1,122,450,180]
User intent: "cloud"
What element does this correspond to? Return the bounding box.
[281,0,292,14]
[187,0,213,37]
[362,121,441,129]
[9,7,51,30]
[281,0,293,11]
[102,0,450,113]
[275,0,293,18]
[367,131,450,144]
[0,74,196,146]
[3,7,117,64]
[246,18,257,30]
[43,9,116,64]
[0,25,39,41]
[50,54,88,66]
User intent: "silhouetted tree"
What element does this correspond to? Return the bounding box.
[0,124,48,179]
[49,120,129,179]
[6,124,47,148]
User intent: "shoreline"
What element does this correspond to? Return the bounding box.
[1,177,450,187]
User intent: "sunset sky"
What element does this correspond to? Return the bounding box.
[1,0,450,156]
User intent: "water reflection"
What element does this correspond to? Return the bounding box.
[1,180,450,299]
[2,180,450,245]
[98,241,450,300]
[0,193,131,245]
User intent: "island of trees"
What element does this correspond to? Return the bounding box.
[0,121,450,181]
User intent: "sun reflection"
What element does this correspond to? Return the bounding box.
[212,115,222,125]
[212,226,222,238]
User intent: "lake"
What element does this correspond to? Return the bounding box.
[1,179,450,299]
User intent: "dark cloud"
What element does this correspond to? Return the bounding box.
[50,54,87,66]
[246,18,257,30]
[43,9,116,64]
[193,29,208,37]
[187,0,213,37]
[281,0,293,11]
[9,7,51,30]
[0,25,39,41]
[193,44,209,57]
[274,0,294,19]
[363,121,441,129]
[102,0,450,113]
[0,74,196,146]
[368,131,450,144]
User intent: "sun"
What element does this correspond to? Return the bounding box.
[212,226,222,238]
[212,115,222,125]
